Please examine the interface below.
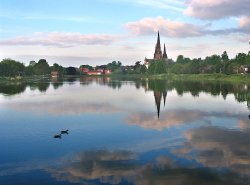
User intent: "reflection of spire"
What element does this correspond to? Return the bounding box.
[163,90,167,107]
[154,91,162,119]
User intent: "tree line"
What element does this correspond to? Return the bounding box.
[1,51,250,77]
[0,58,65,77]
[167,51,250,74]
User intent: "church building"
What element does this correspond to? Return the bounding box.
[144,31,168,68]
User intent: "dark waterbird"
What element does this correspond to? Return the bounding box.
[61,129,69,134]
[54,134,62,139]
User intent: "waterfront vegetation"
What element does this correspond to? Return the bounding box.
[1,51,250,83]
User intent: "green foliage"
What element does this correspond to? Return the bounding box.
[140,65,147,74]
[128,61,147,74]
[51,63,65,75]
[24,65,35,76]
[235,53,247,64]
[66,67,78,75]
[148,60,166,74]
[221,51,229,62]
[0,58,25,77]
[34,59,50,75]
[80,65,94,70]
[167,51,250,75]
[106,61,122,72]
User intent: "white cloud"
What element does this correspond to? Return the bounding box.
[184,0,250,20]
[125,16,244,38]
[125,16,205,38]
[0,32,121,47]
[107,0,185,12]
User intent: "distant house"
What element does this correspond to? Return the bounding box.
[240,65,250,74]
[96,68,104,73]
[87,71,102,75]
[104,69,111,75]
[51,71,59,78]
[144,58,154,69]
[80,67,89,73]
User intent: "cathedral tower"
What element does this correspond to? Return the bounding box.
[154,31,163,60]
[163,43,168,59]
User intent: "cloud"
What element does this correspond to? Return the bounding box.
[125,16,245,38]
[0,32,121,47]
[184,0,250,20]
[47,150,248,185]
[47,150,137,184]
[7,100,123,116]
[107,0,185,12]
[125,16,205,38]
[127,109,246,131]
[127,110,210,131]
[174,126,250,175]
[239,16,250,33]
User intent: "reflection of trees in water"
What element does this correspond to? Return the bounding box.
[0,80,52,95]
[2,78,250,108]
[234,92,250,107]
[51,77,63,89]
[36,82,50,92]
[51,82,63,90]
[65,77,77,85]
[142,79,250,108]
[0,83,26,95]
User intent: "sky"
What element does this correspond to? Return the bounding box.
[0,0,250,67]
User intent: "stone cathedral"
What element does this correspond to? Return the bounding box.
[144,31,168,68]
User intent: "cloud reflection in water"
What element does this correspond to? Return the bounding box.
[47,150,249,185]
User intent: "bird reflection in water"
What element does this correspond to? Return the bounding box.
[53,130,69,139]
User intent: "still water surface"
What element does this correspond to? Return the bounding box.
[0,77,250,185]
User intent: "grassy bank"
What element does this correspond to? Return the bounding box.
[147,73,250,83]
[1,73,250,84]
[111,73,250,83]
[0,75,51,83]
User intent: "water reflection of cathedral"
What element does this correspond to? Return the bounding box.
[154,90,167,119]
[143,78,167,119]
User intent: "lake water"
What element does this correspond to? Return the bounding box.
[0,77,250,185]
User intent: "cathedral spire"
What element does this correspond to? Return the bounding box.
[163,43,168,59]
[154,31,163,60]
[157,31,160,45]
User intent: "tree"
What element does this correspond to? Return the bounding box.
[0,58,25,76]
[176,55,185,63]
[148,61,166,74]
[24,65,35,76]
[66,67,77,75]
[140,65,147,74]
[221,51,229,73]
[107,61,122,72]
[235,53,247,64]
[134,61,141,74]
[51,63,64,75]
[80,65,94,70]
[34,59,50,75]
[221,51,229,62]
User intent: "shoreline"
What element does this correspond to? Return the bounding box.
[1,73,250,84]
